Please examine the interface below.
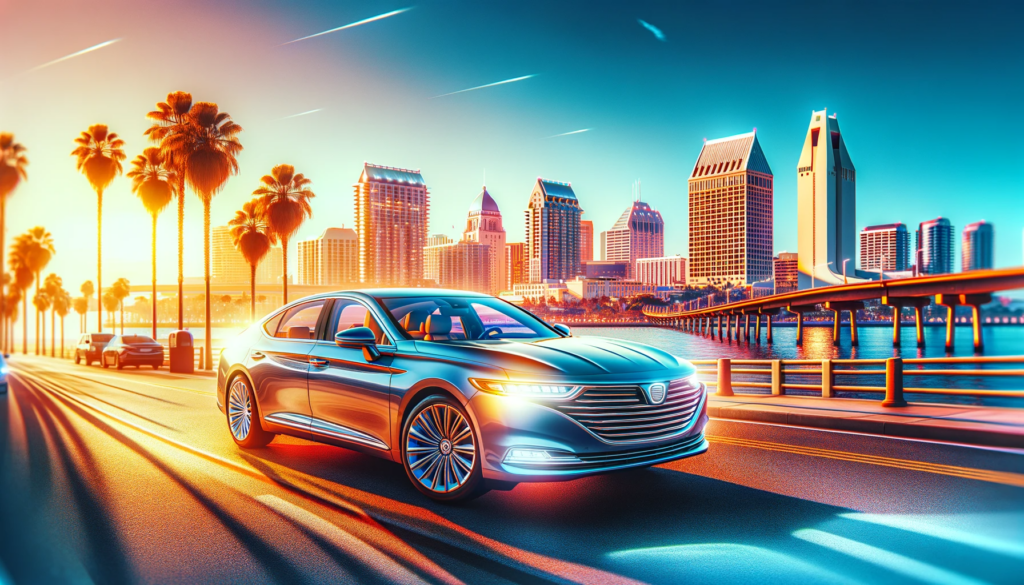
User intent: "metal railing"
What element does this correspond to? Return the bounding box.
[692,356,1024,406]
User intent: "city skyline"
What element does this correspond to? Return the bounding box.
[2,1,1022,294]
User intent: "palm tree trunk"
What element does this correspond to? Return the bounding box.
[250,263,256,322]
[97,187,104,333]
[204,201,212,370]
[34,272,40,355]
[21,295,26,354]
[177,175,185,330]
[120,300,124,335]
[152,213,158,340]
[51,309,55,357]
[60,316,65,359]
[282,236,289,305]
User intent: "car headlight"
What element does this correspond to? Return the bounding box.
[470,379,583,398]
[0,366,8,375]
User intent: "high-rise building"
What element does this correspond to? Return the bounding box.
[688,130,773,286]
[962,221,994,271]
[579,219,594,264]
[600,200,664,278]
[860,223,910,272]
[635,255,687,287]
[423,240,491,293]
[462,187,506,294]
[423,234,454,284]
[505,242,525,291]
[916,217,954,275]
[354,163,429,287]
[524,178,583,283]
[212,225,283,284]
[773,252,799,294]
[296,227,359,286]
[797,109,859,287]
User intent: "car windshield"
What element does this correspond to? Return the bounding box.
[378,296,559,342]
[122,335,155,344]
[92,334,114,343]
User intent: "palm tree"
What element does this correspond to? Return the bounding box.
[53,289,71,358]
[33,291,49,354]
[8,238,33,353]
[43,273,62,357]
[73,296,88,334]
[112,277,130,334]
[102,292,119,329]
[146,91,195,329]
[228,200,273,321]
[72,124,125,334]
[154,100,242,369]
[253,164,315,306]
[22,227,54,355]
[0,132,28,352]
[128,147,175,339]
[80,280,95,330]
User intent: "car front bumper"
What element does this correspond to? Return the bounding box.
[468,383,709,483]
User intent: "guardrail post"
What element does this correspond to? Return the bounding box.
[882,357,906,407]
[716,358,733,396]
[821,359,834,398]
[771,360,784,395]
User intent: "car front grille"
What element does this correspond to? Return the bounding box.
[552,378,705,443]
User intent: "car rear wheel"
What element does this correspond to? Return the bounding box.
[401,395,487,502]
[227,375,274,448]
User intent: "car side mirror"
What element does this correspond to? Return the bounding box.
[335,327,381,361]
[2,353,8,359]
[552,323,571,337]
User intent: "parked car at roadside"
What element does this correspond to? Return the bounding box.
[75,333,115,366]
[101,335,165,370]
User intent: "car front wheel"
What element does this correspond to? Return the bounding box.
[401,395,487,502]
[227,375,274,448]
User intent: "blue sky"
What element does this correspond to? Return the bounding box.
[1,0,1021,288]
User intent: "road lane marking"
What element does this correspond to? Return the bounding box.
[12,363,215,397]
[705,435,1024,488]
[839,513,1024,560]
[793,529,988,585]
[256,495,438,585]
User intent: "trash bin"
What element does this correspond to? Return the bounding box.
[168,331,194,374]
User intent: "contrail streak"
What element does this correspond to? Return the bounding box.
[30,38,122,72]
[280,108,323,119]
[638,19,666,42]
[546,128,592,138]
[430,74,536,99]
[279,8,412,46]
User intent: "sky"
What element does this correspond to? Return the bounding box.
[1,0,1022,292]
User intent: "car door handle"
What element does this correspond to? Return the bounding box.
[251,351,265,360]
[309,357,328,367]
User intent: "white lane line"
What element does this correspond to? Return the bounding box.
[839,513,1024,561]
[793,529,989,585]
[39,367,215,397]
[255,495,428,585]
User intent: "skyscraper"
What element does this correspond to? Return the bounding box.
[916,217,954,275]
[212,225,283,284]
[773,252,799,294]
[524,178,582,283]
[505,242,525,291]
[860,223,910,272]
[600,200,664,278]
[635,256,687,286]
[688,130,773,286]
[462,187,506,294]
[354,163,429,287]
[579,219,594,264]
[962,221,994,271]
[797,109,858,287]
[423,234,454,284]
[423,240,491,293]
[296,227,359,286]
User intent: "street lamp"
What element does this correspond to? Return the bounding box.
[812,261,833,289]
[842,258,851,285]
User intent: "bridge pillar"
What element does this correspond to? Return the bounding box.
[935,294,960,353]
[884,296,932,349]
[725,314,733,343]
[767,314,774,343]
[755,314,762,344]
[743,314,751,342]
[824,301,865,347]
[961,293,992,353]
[717,314,723,341]
[849,310,859,346]
[788,305,816,346]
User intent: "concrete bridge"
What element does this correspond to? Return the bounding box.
[644,266,1024,352]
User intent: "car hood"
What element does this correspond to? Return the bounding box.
[412,335,691,379]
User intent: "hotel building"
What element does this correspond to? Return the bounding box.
[962,221,994,271]
[354,163,429,287]
[296,227,359,286]
[635,255,687,287]
[525,178,583,283]
[688,131,773,286]
[580,219,594,264]
[600,200,664,278]
[773,252,799,294]
[462,187,506,294]
[860,223,910,272]
[505,242,525,291]
[423,240,491,293]
[212,225,283,284]
[916,217,954,275]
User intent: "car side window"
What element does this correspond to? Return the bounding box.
[328,299,392,346]
[273,300,325,339]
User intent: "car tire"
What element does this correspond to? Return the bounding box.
[152,364,159,370]
[74,352,81,365]
[226,374,274,448]
[401,394,488,503]
[115,354,124,370]
[101,354,109,368]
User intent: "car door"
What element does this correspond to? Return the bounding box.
[246,299,327,436]
[306,298,395,451]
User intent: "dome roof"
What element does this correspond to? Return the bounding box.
[468,187,500,214]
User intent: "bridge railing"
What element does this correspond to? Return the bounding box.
[694,356,1024,406]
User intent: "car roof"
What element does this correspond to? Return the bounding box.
[298,288,492,302]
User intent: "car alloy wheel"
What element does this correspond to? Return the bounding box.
[403,397,482,500]
[226,375,274,448]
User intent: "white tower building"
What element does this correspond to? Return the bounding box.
[463,187,506,294]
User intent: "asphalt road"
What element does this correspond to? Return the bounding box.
[1,354,1022,585]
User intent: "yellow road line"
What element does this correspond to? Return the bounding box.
[706,434,1024,488]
